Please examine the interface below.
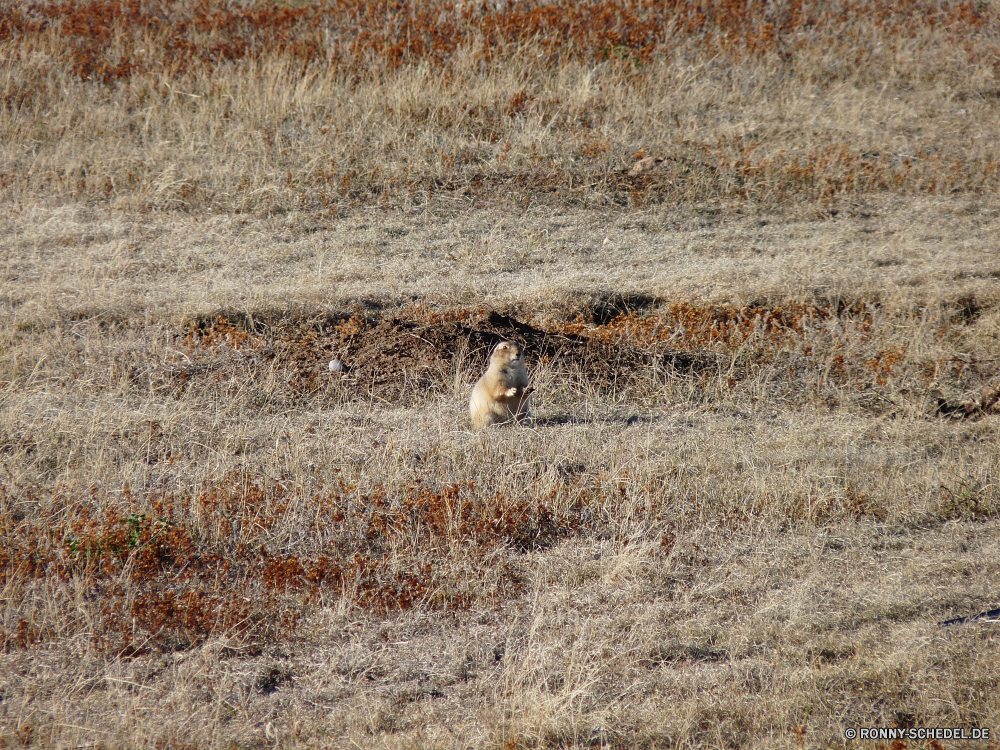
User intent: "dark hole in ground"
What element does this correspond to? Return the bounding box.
[954,294,982,323]
[589,291,659,324]
[255,666,292,694]
[645,642,729,666]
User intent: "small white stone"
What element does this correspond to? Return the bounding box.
[329,359,344,372]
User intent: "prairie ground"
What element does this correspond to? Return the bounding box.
[2,2,1000,749]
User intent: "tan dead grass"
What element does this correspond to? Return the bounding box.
[3,1,1000,215]
[3,2,1000,748]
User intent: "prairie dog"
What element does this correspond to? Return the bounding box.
[469,341,531,430]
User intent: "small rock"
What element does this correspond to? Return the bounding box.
[329,359,344,373]
[629,155,664,176]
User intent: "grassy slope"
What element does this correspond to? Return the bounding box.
[2,2,1000,748]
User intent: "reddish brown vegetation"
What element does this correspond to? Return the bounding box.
[3,0,993,83]
[2,469,592,654]
[4,1,998,210]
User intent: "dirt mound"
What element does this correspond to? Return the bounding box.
[232,310,717,402]
[305,312,647,395]
[180,298,1000,417]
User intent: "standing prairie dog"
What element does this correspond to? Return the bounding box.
[470,341,532,429]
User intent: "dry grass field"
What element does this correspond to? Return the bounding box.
[3,1,1000,748]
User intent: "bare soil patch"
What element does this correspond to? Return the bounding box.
[173,299,999,420]
[179,306,715,402]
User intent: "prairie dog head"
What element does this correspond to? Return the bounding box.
[490,340,523,368]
